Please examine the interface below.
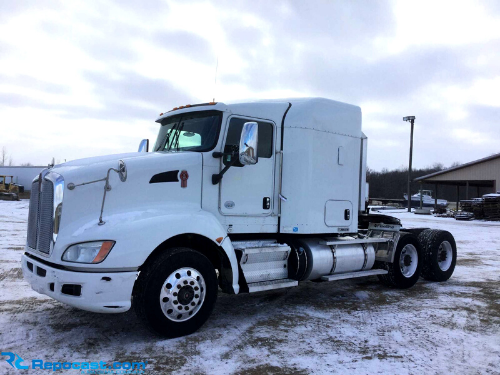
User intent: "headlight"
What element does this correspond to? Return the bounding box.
[62,241,115,263]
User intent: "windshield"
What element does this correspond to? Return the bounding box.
[154,110,222,152]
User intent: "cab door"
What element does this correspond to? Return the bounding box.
[219,116,276,216]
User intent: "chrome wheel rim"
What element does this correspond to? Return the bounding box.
[399,244,418,278]
[437,241,453,271]
[160,267,206,322]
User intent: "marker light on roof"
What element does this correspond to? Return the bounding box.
[168,102,218,112]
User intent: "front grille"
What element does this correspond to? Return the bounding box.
[37,179,54,253]
[27,180,40,249]
[27,176,54,254]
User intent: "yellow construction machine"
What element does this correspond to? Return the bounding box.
[0,175,20,201]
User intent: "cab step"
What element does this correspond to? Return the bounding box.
[234,240,291,285]
[248,279,298,293]
[321,269,388,282]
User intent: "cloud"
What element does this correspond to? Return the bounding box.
[0,0,499,169]
[153,30,215,62]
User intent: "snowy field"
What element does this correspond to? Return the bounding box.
[1,201,499,374]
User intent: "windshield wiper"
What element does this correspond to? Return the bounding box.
[158,121,180,152]
[170,121,185,151]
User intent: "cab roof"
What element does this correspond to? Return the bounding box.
[156,97,363,138]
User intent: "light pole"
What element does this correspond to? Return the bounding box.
[403,116,415,213]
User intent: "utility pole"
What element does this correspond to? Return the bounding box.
[403,116,416,213]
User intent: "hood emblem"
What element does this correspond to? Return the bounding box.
[179,170,189,188]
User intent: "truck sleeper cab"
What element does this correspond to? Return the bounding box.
[22,98,457,338]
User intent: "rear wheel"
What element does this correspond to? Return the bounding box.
[133,247,218,338]
[378,232,422,289]
[418,229,457,282]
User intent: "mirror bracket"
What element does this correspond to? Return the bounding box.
[212,152,238,185]
[212,151,232,158]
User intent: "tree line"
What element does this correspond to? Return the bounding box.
[0,146,58,167]
[366,163,487,202]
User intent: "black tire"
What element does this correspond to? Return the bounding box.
[377,232,422,289]
[418,229,457,282]
[133,247,218,338]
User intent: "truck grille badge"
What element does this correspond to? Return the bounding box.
[180,170,189,188]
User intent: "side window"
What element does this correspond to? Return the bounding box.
[224,118,274,164]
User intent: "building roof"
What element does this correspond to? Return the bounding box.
[415,152,500,182]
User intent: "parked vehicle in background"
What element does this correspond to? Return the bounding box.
[21,98,457,337]
[0,175,20,201]
[404,190,448,208]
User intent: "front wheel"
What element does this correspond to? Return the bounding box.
[133,247,218,338]
[378,232,423,289]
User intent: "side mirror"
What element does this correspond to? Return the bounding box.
[239,122,258,165]
[138,139,149,153]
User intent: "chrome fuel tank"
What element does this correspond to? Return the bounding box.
[292,238,375,281]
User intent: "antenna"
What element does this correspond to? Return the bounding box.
[213,57,218,102]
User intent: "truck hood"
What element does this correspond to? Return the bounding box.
[37,150,204,264]
[51,151,197,185]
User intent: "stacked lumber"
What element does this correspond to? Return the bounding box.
[483,194,500,221]
[459,200,484,219]
[459,200,473,212]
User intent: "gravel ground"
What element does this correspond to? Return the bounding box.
[1,201,499,374]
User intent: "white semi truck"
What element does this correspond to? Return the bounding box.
[22,98,457,337]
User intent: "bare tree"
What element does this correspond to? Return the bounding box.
[1,147,7,166]
[8,157,13,166]
[21,162,33,166]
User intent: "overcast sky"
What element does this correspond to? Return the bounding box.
[1,0,499,170]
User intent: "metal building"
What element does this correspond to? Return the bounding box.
[415,152,500,208]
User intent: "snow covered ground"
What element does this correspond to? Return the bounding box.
[1,201,499,374]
